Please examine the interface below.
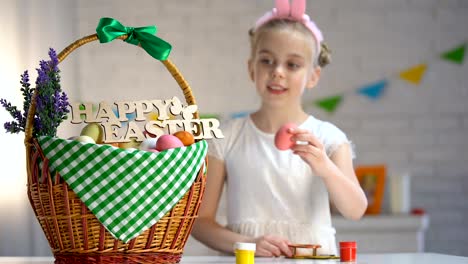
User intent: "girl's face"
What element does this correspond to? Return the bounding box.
[248,29,320,108]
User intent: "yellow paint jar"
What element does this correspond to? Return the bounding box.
[234,242,256,264]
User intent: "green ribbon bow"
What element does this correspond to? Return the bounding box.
[96,17,172,61]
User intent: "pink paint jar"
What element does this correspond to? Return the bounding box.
[339,241,357,262]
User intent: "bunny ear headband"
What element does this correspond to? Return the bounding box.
[254,0,323,54]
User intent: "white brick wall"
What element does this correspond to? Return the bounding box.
[69,0,468,257]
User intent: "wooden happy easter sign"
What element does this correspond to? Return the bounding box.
[70,96,224,143]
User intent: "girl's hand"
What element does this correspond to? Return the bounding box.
[253,235,293,257]
[290,128,335,178]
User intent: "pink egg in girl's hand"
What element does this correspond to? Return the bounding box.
[155,134,184,151]
[274,123,297,150]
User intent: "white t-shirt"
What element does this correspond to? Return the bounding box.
[208,115,353,255]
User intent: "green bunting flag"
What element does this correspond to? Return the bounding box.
[441,43,466,64]
[200,113,220,119]
[314,95,343,113]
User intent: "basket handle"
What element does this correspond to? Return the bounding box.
[24,33,199,144]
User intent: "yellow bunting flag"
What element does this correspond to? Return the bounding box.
[147,112,159,121]
[147,112,176,121]
[399,64,427,85]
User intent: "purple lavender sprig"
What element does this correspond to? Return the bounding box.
[1,99,23,133]
[20,71,34,124]
[34,48,69,137]
[1,48,69,137]
[1,70,33,134]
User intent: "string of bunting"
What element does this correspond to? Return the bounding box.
[309,42,466,113]
[201,42,465,118]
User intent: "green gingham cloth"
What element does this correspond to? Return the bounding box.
[38,136,207,242]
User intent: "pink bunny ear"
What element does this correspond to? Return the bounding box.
[290,0,306,19]
[275,0,290,17]
[253,0,323,54]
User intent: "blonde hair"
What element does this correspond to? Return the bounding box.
[248,19,331,68]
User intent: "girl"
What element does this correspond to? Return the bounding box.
[192,0,367,257]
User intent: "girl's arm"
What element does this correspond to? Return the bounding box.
[191,156,292,257]
[291,130,367,220]
[191,156,246,253]
[323,143,368,220]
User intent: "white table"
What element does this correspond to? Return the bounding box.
[0,253,467,264]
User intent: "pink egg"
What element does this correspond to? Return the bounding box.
[274,123,297,150]
[155,134,184,151]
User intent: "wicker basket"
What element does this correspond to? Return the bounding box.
[24,33,207,264]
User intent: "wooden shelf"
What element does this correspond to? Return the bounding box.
[332,214,430,253]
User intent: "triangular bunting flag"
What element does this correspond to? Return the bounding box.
[314,95,343,113]
[441,44,465,64]
[230,111,251,119]
[399,64,427,85]
[200,113,220,119]
[147,112,159,121]
[357,79,388,100]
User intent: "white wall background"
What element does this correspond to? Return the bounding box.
[0,0,78,257]
[1,0,467,257]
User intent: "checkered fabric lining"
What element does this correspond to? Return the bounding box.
[38,136,207,242]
